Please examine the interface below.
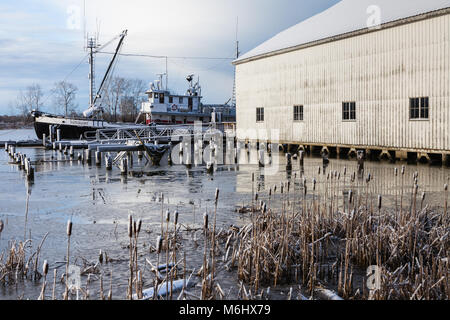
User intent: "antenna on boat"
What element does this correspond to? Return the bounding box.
[231,16,240,108]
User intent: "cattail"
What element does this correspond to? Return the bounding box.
[421,192,426,202]
[348,190,353,204]
[312,178,316,191]
[394,168,398,176]
[304,185,307,196]
[273,185,277,193]
[203,213,209,230]
[99,250,104,264]
[165,210,170,222]
[252,172,254,182]
[318,166,321,175]
[0,219,4,233]
[414,184,419,194]
[43,260,49,276]
[174,211,179,225]
[262,203,267,213]
[401,165,405,175]
[133,221,137,236]
[287,181,291,192]
[366,173,372,183]
[127,215,133,238]
[378,195,382,210]
[269,188,272,197]
[156,236,163,254]
[343,167,347,176]
[215,188,220,202]
[136,219,142,235]
[66,219,72,237]
[445,184,448,191]
[280,183,284,194]
[255,193,259,201]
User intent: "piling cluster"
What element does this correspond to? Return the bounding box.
[5,143,34,181]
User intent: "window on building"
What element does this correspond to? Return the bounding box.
[410,97,429,119]
[342,102,356,120]
[169,96,173,103]
[159,93,165,104]
[294,105,304,121]
[256,108,264,122]
[179,97,183,104]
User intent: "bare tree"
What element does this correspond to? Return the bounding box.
[120,79,146,122]
[102,77,146,122]
[16,84,44,120]
[51,81,78,116]
[106,77,129,122]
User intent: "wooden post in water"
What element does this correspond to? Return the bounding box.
[56,129,61,142]
[299,150,304,167]
[357,150,365,172]
[258,149,265,167]
[286,153,292,171]
[121,157,128,176]
[85,149,91,164]
[25,158,34,181]
[95,151,101,166]
[42,134,46,147]
[48,125,53,144]
[69,146,74,158]
[105,154,112,170]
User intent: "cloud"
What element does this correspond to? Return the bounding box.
[0,0,340,114]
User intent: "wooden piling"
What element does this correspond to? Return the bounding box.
[84,149,91,164]
[105,154,113,170]
[121,158,128,175]
[357,150,365,172]
[95,151,101,166]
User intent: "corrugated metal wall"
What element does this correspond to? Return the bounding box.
[235,14,450,152]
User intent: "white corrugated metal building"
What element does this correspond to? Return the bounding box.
[233,0,450,160]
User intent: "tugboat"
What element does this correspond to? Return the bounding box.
[31,30,134,140]
[138,74,236,125]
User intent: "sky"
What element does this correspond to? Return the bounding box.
[0,0,340,115]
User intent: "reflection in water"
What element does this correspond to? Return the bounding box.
[1,129,450,299]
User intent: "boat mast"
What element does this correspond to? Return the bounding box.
[87,37,99,107]
[231,17,240,108]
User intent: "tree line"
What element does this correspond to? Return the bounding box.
[9,77,147,123]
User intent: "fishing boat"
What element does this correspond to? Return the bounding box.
[31,30,133,140]
[138,74,236,125]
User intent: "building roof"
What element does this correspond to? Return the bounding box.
[235,0,450,64]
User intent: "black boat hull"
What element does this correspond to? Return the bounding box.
[34,121,102,140]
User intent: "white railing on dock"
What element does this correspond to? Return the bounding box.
[86,123,230,142]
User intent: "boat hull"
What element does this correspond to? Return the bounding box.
[34,120,102,140]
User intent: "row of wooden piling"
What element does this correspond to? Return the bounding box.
[4,143,34,181]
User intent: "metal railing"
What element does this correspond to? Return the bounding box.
[84,122,233,142]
